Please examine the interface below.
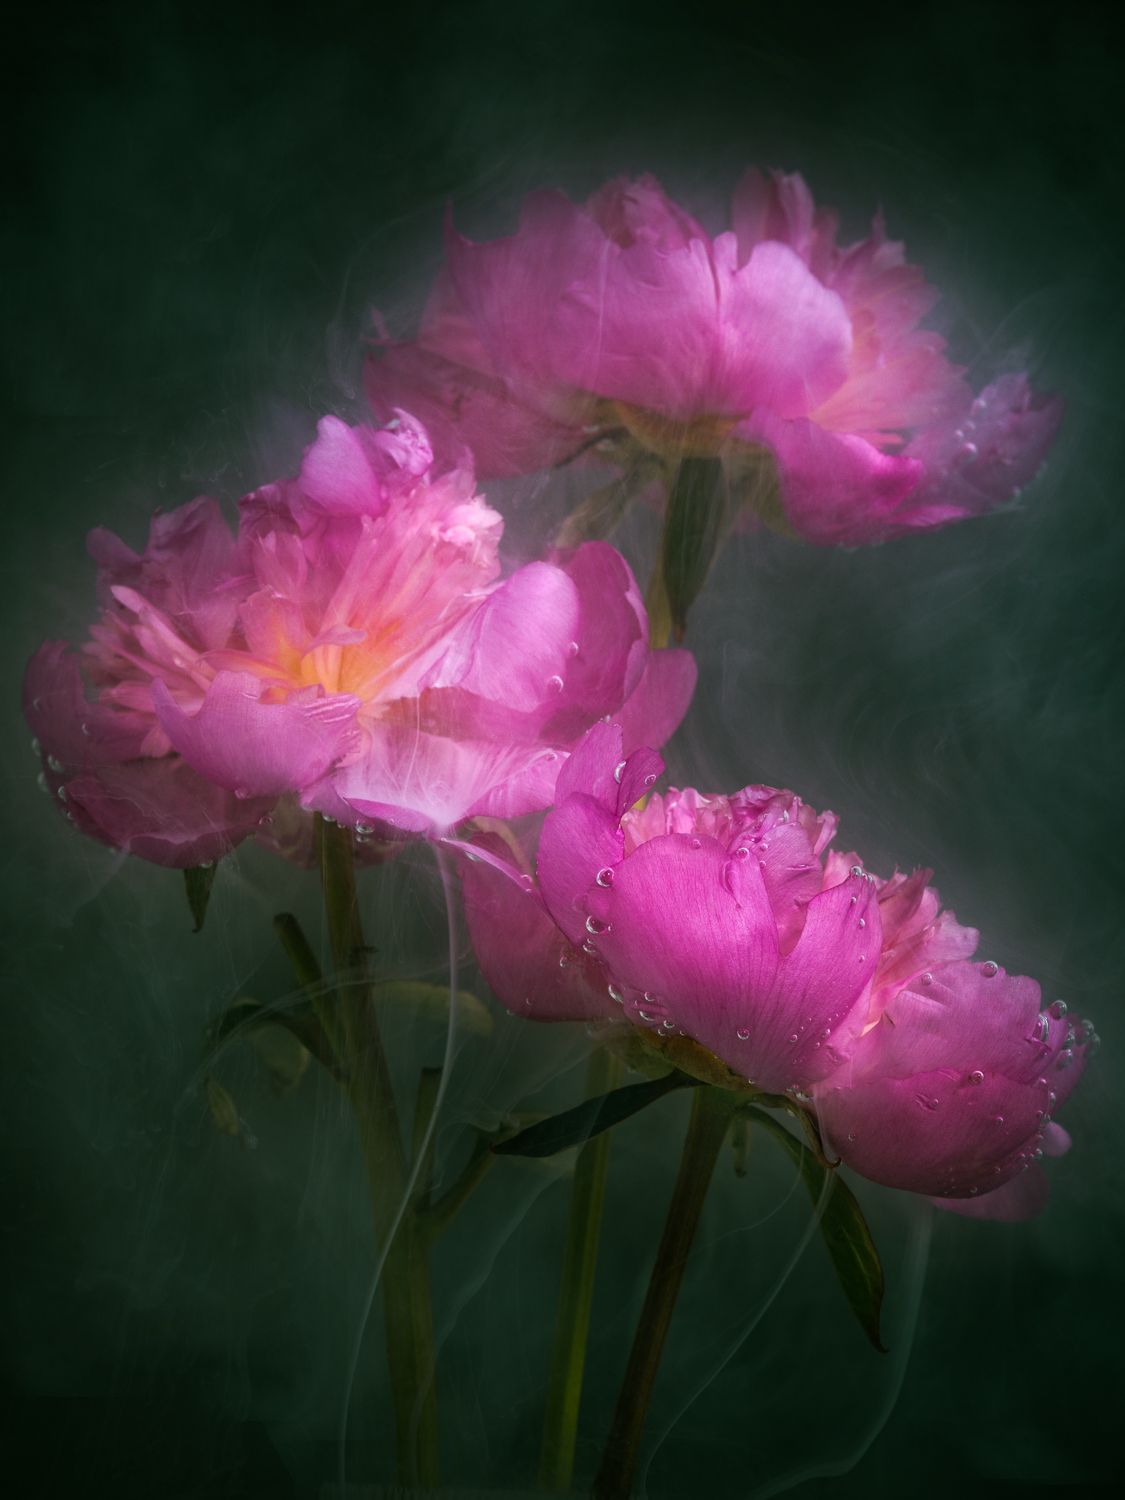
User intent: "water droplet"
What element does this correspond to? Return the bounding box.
[613,761,626,783]
[546,674,565,694]
[967,1069,985,1086]
[736,1027,750,1041]
[1056,1048,1075,1070]
[981,960,998,978]
[585,915,608,935]
[595,867,615,888]
[850,864,863,877]
[566,640,580,658]
[732,846,750,861]
[1048,999,1068,1019]
[661,1018,676,1030]
[607,984,623,1003]
[1034,1014,1050,1045]
[643,772,657,788]
[857,917,866,929]
[643,991,658,1004]
[637,1009,655,1023]
[787,1033,798,1045]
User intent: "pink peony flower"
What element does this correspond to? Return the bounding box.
[145,412,695,836]
[461,721,1093,1218]
[24,500,273,868]
[366,170,1061,545]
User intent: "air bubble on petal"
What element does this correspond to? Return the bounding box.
[787,1033,798,1045]
[857,917,866,930]
[850,864,863,877]
[732,846,750,861]
[595,867,615,888]
[1034,1014,1050,1045]
[57,785,68,802]
[967,1070,985,1086]
[36,772,48,794]
[582,940,598,954]
[47,754,63,773]
[981,960,998,978]
[690,837,702,850]
[642,773,657,788]
[607,984,623,1003]
[1048,999,1068,1019]
[736,1027,750,1041]
[558,954,569,968]
[613,761,627,783]
[566,640,580,658]
[546,674,565,694]
[847,1131,857,1142]
[585,915,608,935]
[1057,1048,1075,1070]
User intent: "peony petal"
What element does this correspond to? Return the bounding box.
[931,1165,1050,1222]
[538,793,623,947]
[615,648,697,756]
[461,844,615,1022]
[154,671,360,797]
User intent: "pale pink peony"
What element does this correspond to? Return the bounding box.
[367,170,1061,544]
[461,721,1093,1218]
[146,413,695,836]
[24,500,272,868]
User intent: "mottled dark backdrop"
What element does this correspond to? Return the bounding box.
[4,3,1122,1496]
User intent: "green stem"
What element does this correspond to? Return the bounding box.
[594,1086,733,1499]
[539,1046,623,1490]
[315,815,440,1490]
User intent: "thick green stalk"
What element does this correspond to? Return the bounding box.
[594,1087,733,1499]
[539,1046,623,1490]
[315,815,440,1490]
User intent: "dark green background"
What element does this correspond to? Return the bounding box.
[4,2,1122,1496]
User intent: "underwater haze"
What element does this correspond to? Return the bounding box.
[4,2,1123,1496]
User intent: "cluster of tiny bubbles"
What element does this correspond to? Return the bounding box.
[613,760,627,783]
[595,866,614,887]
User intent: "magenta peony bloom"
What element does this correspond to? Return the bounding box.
[366,170,1061,545]
[461,722,1093,1218]
[24,500,273,868]
[145,412,695,836]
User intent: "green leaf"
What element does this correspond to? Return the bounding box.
[745,1105,886,1351]
[371,980,494,1037]
[494,1070,701,1158]
[204,1074,241,1137]
[660,457,732,642]
[206,996,342,1081]
[183,863,218,933]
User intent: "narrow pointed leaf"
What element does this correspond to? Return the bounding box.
[661,456,731,641]
[494,1069,700,1158]
[745,1104,886,1351]
[206,996,343,1081]
[183,863,218,933]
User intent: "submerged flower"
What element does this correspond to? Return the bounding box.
[24,500,272,867]
[461,721,1092,1218]
[141,413,694,837]
[367,170,1061,546]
